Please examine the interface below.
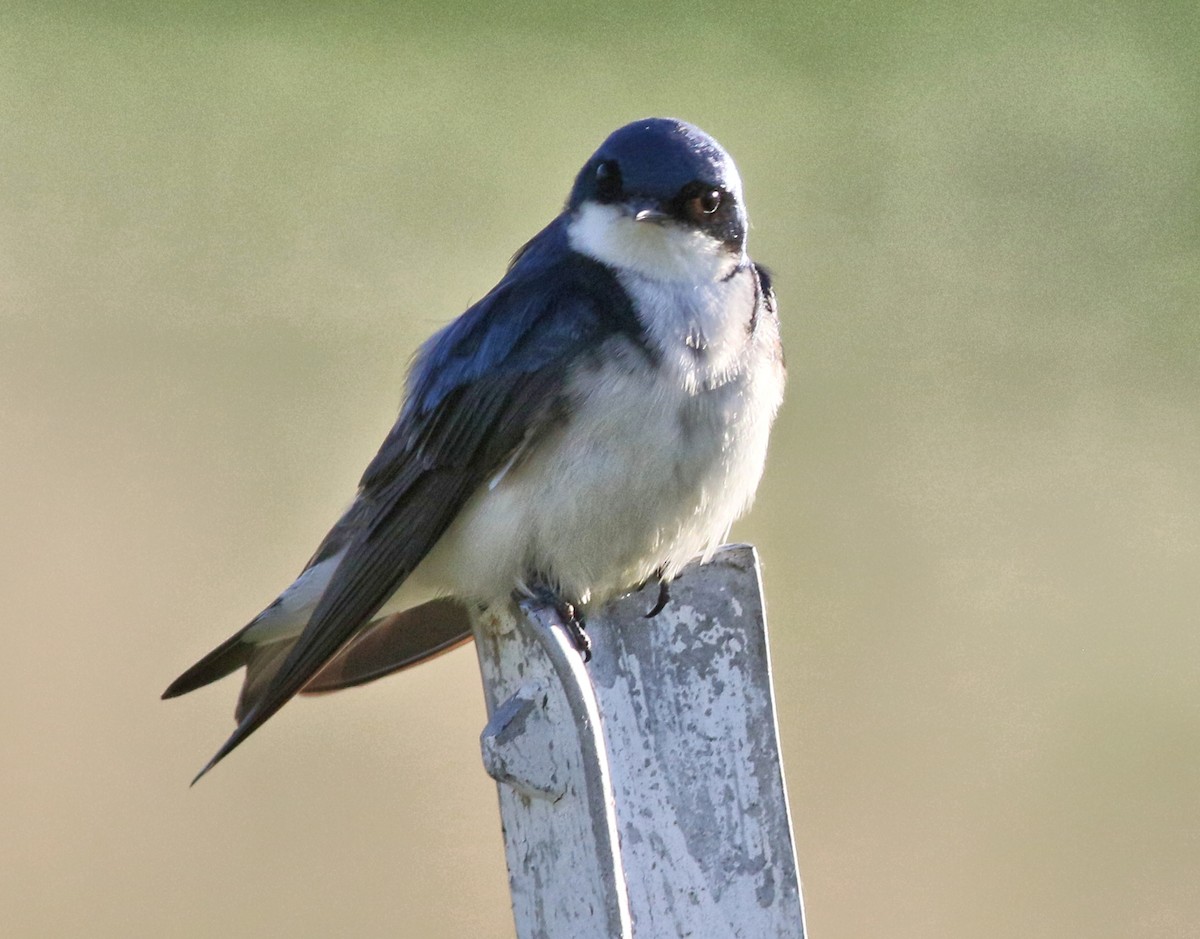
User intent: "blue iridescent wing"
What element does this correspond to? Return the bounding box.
[194,219,646,778]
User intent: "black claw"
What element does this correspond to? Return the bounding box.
[645,579,671,618]
[561,607,592,663]
[525,583,592,662]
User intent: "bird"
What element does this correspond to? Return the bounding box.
[164,117,785,783]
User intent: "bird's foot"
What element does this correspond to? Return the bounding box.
[558,601,591,662]
[525,584,591,662]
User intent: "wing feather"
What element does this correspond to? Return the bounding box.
[191,219,647,780]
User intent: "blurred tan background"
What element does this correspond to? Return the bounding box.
[2,2,1198,936]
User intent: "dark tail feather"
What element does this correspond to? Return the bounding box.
[163,627,297,722]
[183,636,299,786]
[162,632,252,699]
[235,639,296,722]
[300,597,472,694]
[188,599,474,786]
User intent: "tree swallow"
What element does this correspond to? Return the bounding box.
[164,117,785,782]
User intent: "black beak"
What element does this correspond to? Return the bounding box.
[627,199,671,224]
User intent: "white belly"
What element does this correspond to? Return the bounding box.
[423,322,783,606]
[249,259,783,639]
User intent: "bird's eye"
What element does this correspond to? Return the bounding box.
[687,188,723,220]
[594,160,622,201]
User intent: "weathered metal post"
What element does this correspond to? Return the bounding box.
[472,544,805,939]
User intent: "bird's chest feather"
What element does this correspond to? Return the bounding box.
[569,273,760,490]
[432,268,780,604]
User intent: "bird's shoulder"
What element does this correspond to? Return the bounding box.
[350,217,652,499]
[752,262,775,311]
[403,215,649,420]
[747,260,779,339]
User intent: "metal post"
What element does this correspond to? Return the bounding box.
[473,544,806,938]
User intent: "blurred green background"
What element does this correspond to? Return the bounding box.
[2,2,1198,936]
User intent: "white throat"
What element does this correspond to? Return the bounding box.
[567,201,742,283]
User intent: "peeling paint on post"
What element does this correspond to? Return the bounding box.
[472,544,806,939]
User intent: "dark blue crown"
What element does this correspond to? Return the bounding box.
[567,118,742,211]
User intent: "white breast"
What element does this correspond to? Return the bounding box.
[420,256,784,607]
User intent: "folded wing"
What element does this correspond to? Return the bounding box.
[179,218,649,781]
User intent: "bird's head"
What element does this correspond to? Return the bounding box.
[566,118,748,282]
